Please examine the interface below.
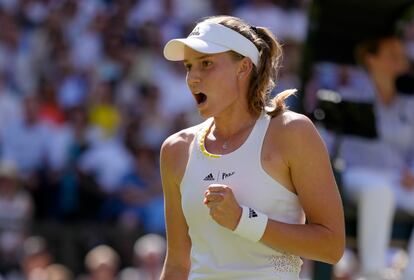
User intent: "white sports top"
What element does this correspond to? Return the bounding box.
[180,113,306,280]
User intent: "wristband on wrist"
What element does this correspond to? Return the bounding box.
[233,205,268,242]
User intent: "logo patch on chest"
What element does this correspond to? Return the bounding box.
[203,171,236,181]
[221,171,235,180]
[203,173,215,181]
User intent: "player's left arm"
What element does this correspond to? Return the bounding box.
[260,113,345,264]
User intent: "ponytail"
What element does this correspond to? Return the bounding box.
[266,89,297,117]
[249,26,294,118]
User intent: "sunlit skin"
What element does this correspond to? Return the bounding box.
[184,46,259,141]
[160,47,344,280]
[183,47,257,230]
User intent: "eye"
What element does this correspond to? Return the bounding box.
[202,60,212,68]
[184,63,192,71]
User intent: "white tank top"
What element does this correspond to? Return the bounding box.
[180,113,305,280]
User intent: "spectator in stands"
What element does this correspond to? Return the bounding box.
[339,35,414,280]
[119,233,166,280]
[117,145,165,234]
[44,263,73,280]
[0,160,33,274]
[0,95,54,219]
[137,83,171,149]
[38,79,66,127]
[0,71,22,132]
[0,95,50,177]
[5,235,53,280]
[48,105,103,220]
[77,128,135,221]
[78,245,120,280]
[88,80,121,139]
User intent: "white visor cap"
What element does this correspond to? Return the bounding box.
[163,22,259,66]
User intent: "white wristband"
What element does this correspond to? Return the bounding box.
[234,205,268,242]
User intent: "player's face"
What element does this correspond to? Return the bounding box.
[183,47,244,118]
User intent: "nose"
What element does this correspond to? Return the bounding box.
[187,68,201,88]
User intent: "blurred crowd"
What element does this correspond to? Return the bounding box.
[2,0,414,279]
[0,0,309,279]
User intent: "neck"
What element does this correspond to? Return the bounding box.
[372,73,397,105]
[212,110,259,140]
[370,71,396,105]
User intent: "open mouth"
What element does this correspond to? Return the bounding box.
[194,92,207,105]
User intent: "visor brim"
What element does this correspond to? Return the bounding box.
[163,38,230,61]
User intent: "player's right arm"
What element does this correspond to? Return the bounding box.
[160,131,193,280]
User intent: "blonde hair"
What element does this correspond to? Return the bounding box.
[201,15,294,117]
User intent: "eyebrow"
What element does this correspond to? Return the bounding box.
[183,54,213,63]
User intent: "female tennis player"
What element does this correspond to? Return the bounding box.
[160,15,345,280]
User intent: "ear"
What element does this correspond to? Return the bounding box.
[236,57,254,80]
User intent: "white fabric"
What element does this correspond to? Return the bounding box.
[343,167,414,275]
[180,113,305,279]
[164,22,259,66]
[234,205,268,242]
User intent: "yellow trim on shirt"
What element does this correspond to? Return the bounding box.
[198,123,221,158]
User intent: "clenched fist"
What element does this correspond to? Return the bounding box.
[204,184,242,231]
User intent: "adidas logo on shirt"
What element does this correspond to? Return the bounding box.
[249,208,258,218]
[203,173,215,181]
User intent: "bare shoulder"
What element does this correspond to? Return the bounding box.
[267,110,325,164]
[161,123,203,158]
[160,122,205,184]
[269,110,317,141]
